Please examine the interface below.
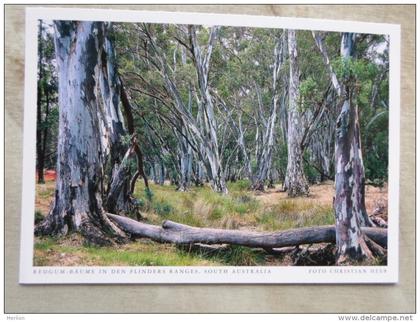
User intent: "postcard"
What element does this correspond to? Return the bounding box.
[19,7,400,283]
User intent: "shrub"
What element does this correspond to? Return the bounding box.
[153,201,173,216]
[34,210,44,225]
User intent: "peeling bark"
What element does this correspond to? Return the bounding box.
[105,144,135,214]
[35,21,127,245]
[95,25,133,214]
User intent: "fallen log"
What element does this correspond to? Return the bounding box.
[107,214,387,248]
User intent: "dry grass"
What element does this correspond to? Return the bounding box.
[35,180,55,215]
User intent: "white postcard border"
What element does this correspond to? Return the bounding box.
[19,7,401,284]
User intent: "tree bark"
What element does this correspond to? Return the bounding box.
[334,33,373,264]
[106,145,135,214]
[284,30,309,197]
[352,102,374,227]
[108,213,387,249]
[35,21,127,245]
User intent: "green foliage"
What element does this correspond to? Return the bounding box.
[299,77,323,111]
[364,129,388,182]
[120,134,133,146]
[332,57,378,83]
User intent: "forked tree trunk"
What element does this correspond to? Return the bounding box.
[35,21,127,245]
[189,26,228,194]
[284,30,309,197]
[334,33,373,264]
[249,32,286,191]
[97,28,133,215]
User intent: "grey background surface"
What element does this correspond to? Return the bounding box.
[5,4,415,313]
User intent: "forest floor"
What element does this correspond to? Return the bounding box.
[33,179,388,266]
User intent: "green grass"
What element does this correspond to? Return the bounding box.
[34,235,272,266]
[34,236,224,266]
[133,180,334,232]
[83,244,213,266]
[133,181,265,229]
[34,237,56,251]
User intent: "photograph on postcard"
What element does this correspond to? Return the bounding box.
[20,8,400,284]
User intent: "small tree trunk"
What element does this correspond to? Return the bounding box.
[178,150,191,191]
[36,21,45,184]
[285,30,309,197]
[119,80,149,193]
[159,160,165,185]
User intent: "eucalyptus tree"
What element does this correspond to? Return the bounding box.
[312,31,375,228]
[35,21,144,244]
[313,32,378,263]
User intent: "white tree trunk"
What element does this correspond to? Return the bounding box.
[284,30,309,197]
